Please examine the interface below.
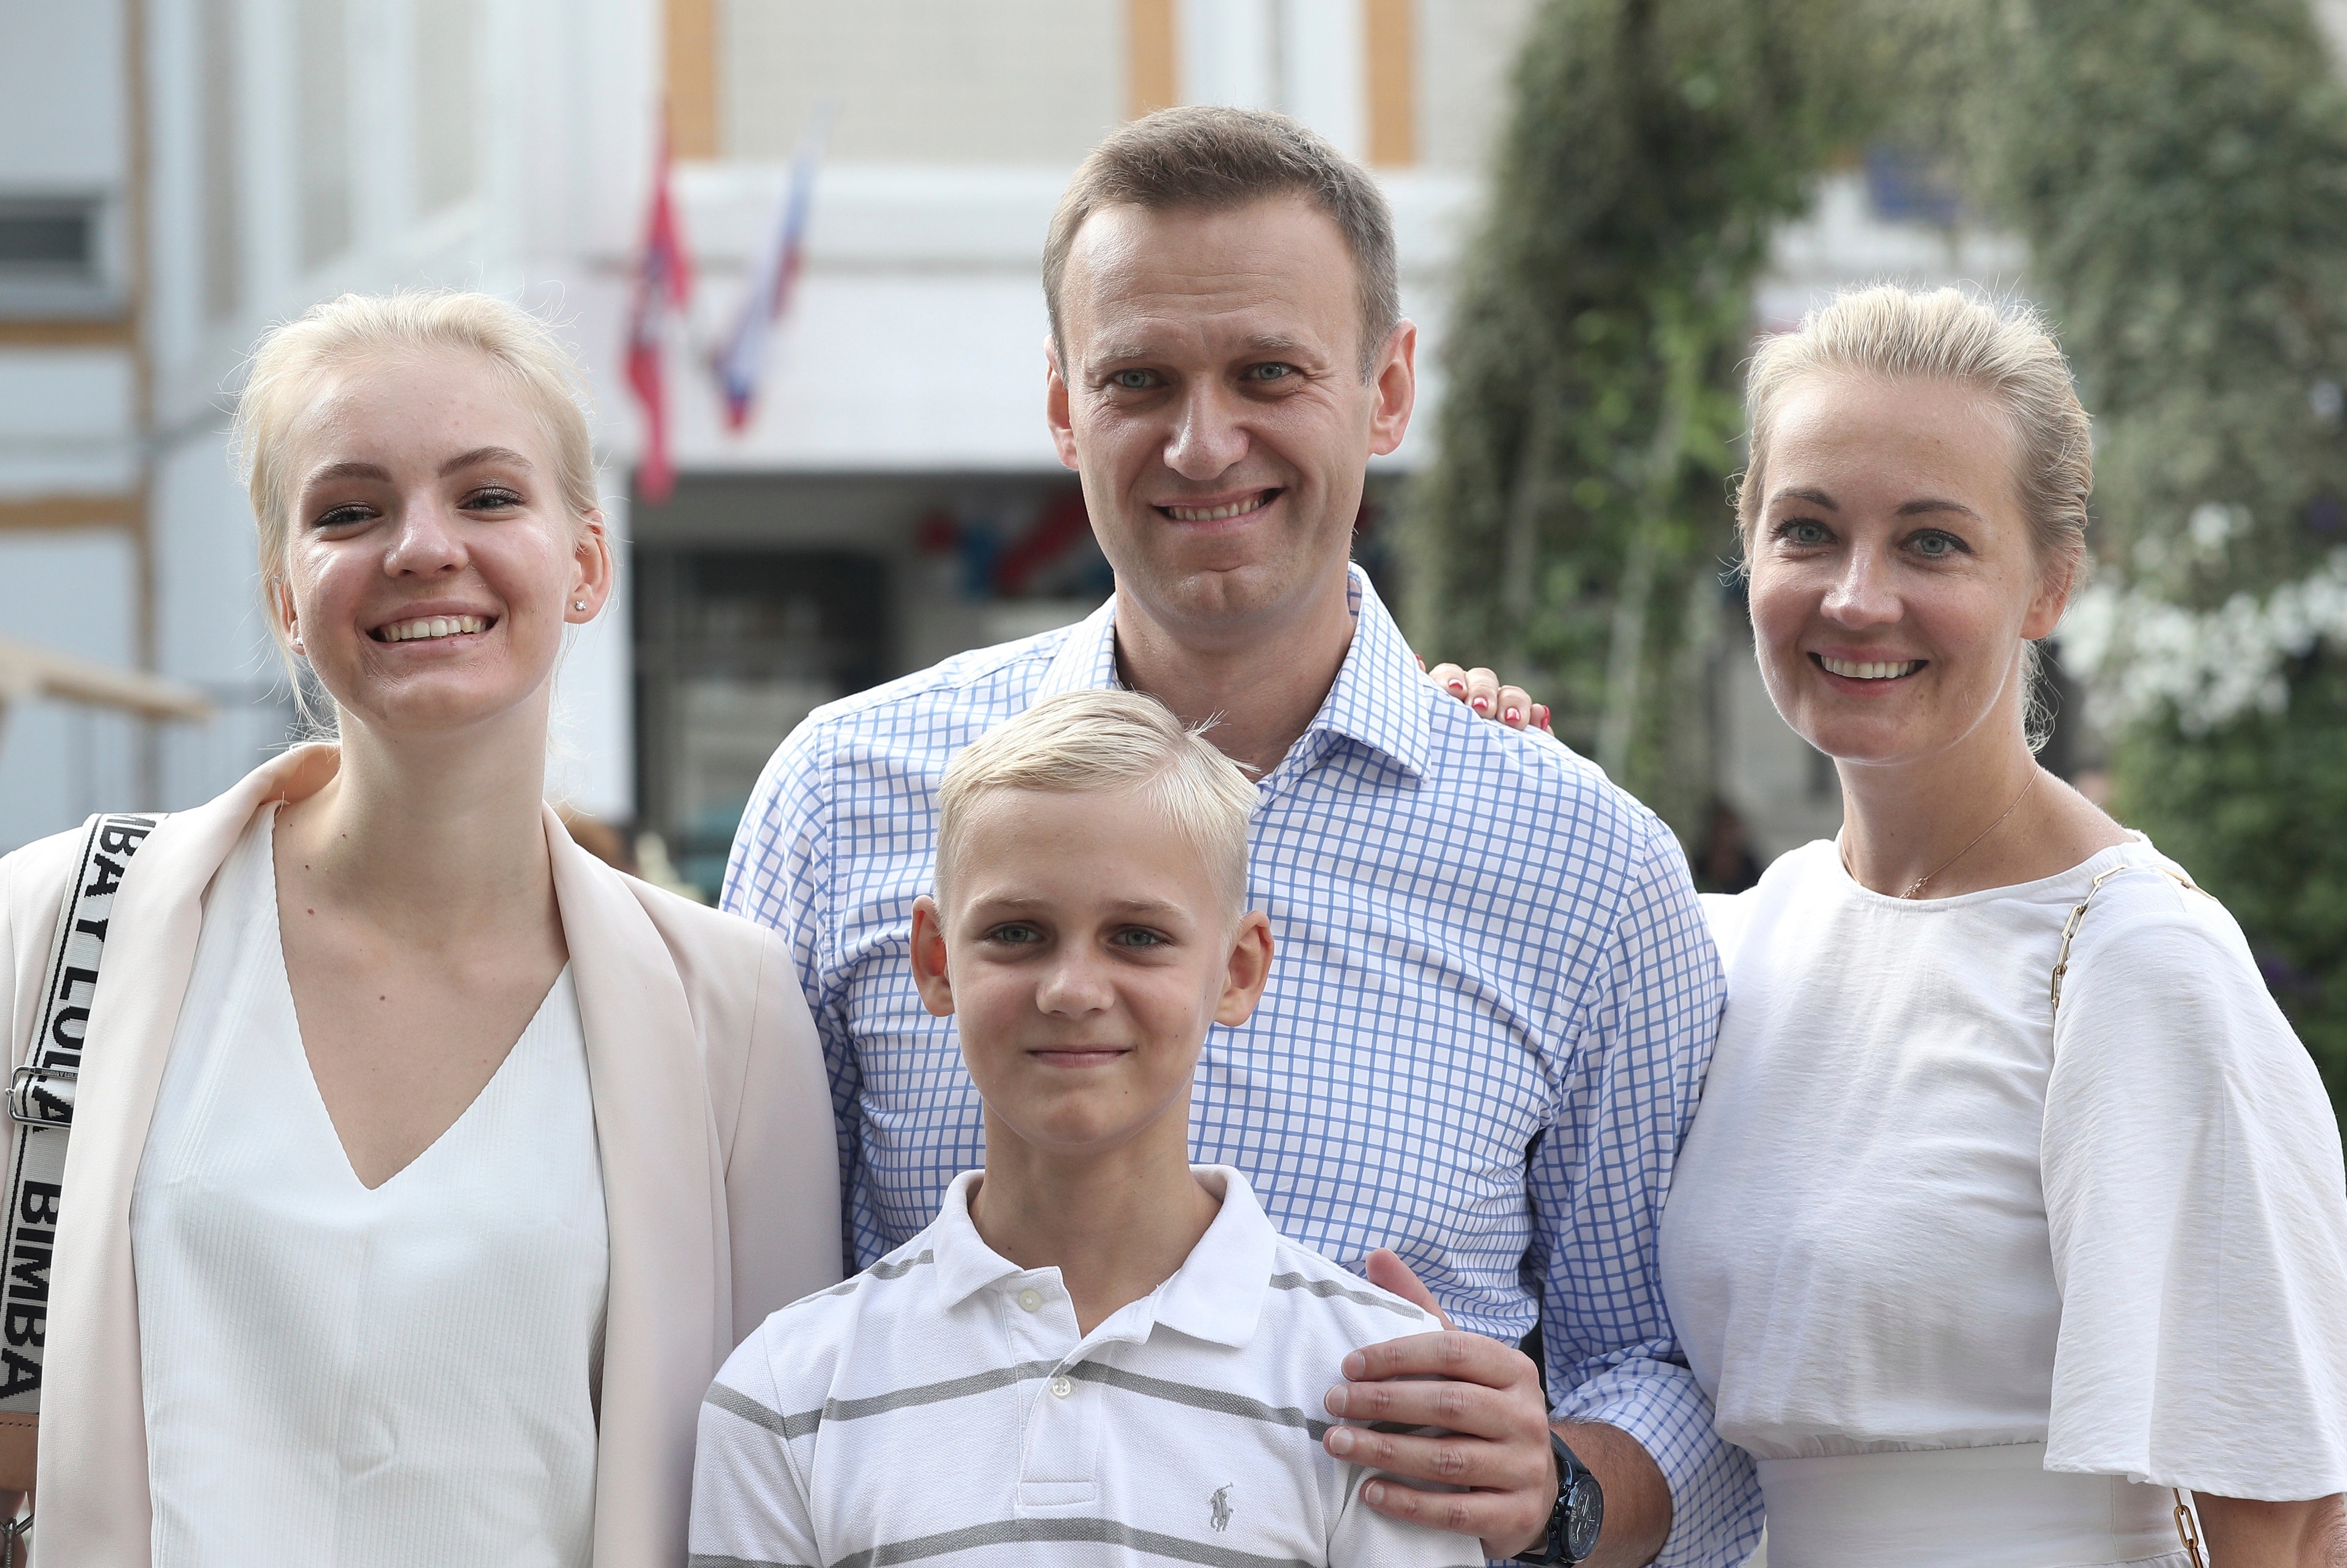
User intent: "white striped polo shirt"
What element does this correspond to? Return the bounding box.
[690,1165,1484,1568]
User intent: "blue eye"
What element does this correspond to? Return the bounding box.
[1111,370,1155,391]
[1111,928,1169,948]
[1778,518,1830,546]
[1248,363,1293,381]
[987,922,1042,945]
[1912,530,1961,558]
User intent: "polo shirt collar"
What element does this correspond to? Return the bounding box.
[930,1170,1029,1310]
[1028,565,1431,780]
[925,1165,1280,1351]
[1146,1165,1279,1349]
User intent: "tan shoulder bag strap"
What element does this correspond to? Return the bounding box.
[2048,859,2209,1568]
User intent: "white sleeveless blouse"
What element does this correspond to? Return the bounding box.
[130,807,608,1567]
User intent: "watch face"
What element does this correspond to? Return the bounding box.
[1565,1476,1604,1562]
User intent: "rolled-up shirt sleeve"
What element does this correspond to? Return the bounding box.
[2042,877,2347,1500]
[1532,818,1758,1568]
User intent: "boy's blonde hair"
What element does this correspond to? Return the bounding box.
[937,690,1258,916]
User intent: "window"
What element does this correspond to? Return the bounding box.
[0,193,117,317]
[0,198,96,274]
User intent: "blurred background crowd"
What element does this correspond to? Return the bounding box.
[1,0,2342,1122]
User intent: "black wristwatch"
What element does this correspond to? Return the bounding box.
[1512,1431,1604,1565]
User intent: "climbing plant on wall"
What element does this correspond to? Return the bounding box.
[1401,0,1870,837]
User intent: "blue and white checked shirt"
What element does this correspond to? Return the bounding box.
[723,567,1758,1567]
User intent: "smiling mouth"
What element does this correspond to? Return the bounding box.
[1159,490,1279,523]
[1815,653,1924,681]
[1030,1047,1131,1067]
[372,614,495,644]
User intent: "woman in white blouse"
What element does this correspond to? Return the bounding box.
[0,292,839,1566]
[1650,285,2347,1566]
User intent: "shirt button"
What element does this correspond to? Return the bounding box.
[1016,1288,1043,1313]
[1049,1376,1073,1398]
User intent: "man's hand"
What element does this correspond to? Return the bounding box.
[1327,1252,1674,1567]
[1321,1250,1558,1560]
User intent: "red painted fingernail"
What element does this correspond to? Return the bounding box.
[1471,696,1489,712]
[1448,680,1466,694]
[1504,707,1520,723]
[1535,704,1550,726]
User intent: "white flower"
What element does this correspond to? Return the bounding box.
[2063,547,2347,732]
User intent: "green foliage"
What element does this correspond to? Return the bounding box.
[1976,0,2347,605]
[1958,0,2347,1124]
[1401,0,1872,834]
[1415,0,2347,1121]
[2114,658,2347,1107]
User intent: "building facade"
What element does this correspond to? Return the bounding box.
[0,0,2064,880]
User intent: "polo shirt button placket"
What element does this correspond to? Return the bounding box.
[1005,1279,1102,1511]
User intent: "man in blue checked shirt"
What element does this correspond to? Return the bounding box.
[723,106,1752,1568]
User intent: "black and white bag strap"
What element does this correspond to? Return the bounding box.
[0,812,167,1423]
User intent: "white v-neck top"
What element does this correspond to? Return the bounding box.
[130,806,609,1568]
[1658,837,2347,1564]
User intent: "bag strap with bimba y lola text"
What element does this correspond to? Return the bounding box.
[2049,858,2212,1568]
[0,812,168,1549]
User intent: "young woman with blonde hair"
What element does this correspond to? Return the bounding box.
[0,291,839,1566]
[1649,285,2347,1566]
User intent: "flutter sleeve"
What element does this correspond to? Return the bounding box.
[2041,868,2347,1500]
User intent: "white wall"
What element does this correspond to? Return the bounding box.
[1416,0,1538,171]
[725,0,1122,164]
[0,0,127,189]
[0,350,137,493]
[548,488,634,820]
[0,530,143,850]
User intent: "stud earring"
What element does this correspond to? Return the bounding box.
[572,600,587,612]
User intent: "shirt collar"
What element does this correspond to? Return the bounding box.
[1033,593,1121,700]
[925,1165,1280,1351]
[1029,565,1431,780]
[930,1170,1029,1310]
[1145,1165,1279,1349]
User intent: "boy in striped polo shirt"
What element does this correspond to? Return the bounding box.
[690,690,1478,1568]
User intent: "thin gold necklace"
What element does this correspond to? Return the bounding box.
[1846,767,2043,900]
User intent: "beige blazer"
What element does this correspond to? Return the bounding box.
[0,746,842,1566]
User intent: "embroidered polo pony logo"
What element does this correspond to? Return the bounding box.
[1209,1484,1234,1532]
